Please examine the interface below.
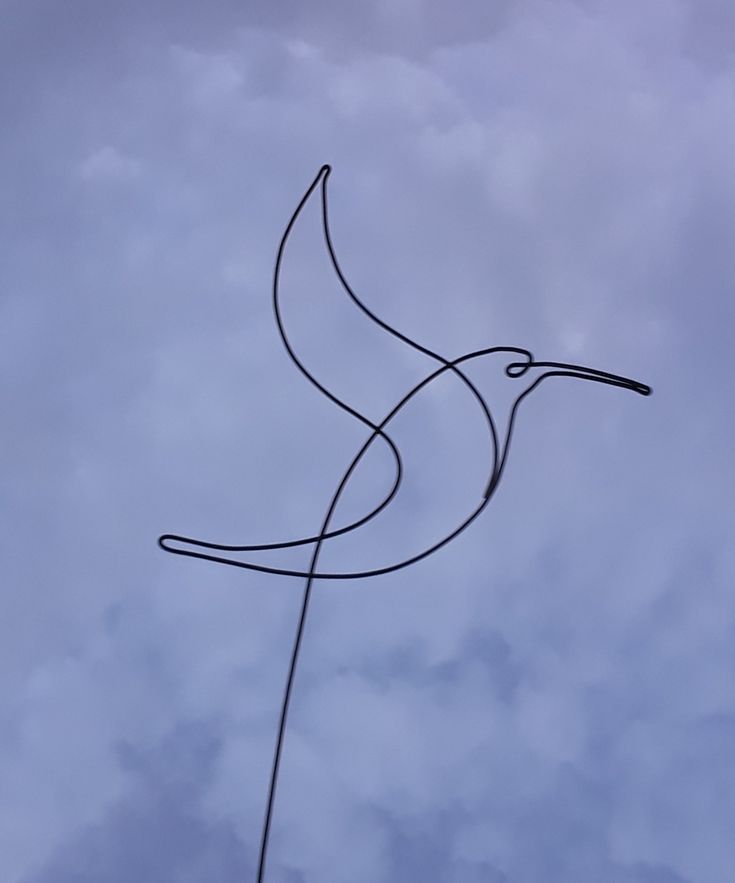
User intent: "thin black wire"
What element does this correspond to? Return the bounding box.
[158,164,651,882]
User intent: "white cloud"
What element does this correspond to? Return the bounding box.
[4,1,735,881]
[79,145,141,182]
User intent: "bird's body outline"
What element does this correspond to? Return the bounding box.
[160,165,649,580]
[158,164,651,883]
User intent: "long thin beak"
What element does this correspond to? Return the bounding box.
[530,360,652,396]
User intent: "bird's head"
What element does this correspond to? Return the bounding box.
[469,347,651,498]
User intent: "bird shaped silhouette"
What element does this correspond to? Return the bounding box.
[158,164,651,883]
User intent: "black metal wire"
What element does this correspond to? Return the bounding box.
[158,164,651,882]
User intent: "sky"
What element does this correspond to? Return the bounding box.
[2,1,734,881]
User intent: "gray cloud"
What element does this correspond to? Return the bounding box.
[2,1,734,881]
[21,723,252,883]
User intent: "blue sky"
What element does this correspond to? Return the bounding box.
[2,1,734,881]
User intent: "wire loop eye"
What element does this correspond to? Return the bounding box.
[506,359,531,379]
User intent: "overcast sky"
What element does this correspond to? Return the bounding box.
[2,1,734,881]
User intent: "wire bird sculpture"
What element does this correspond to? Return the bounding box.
[159,164,651,882]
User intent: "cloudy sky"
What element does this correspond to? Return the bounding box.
[2,1,734,881]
